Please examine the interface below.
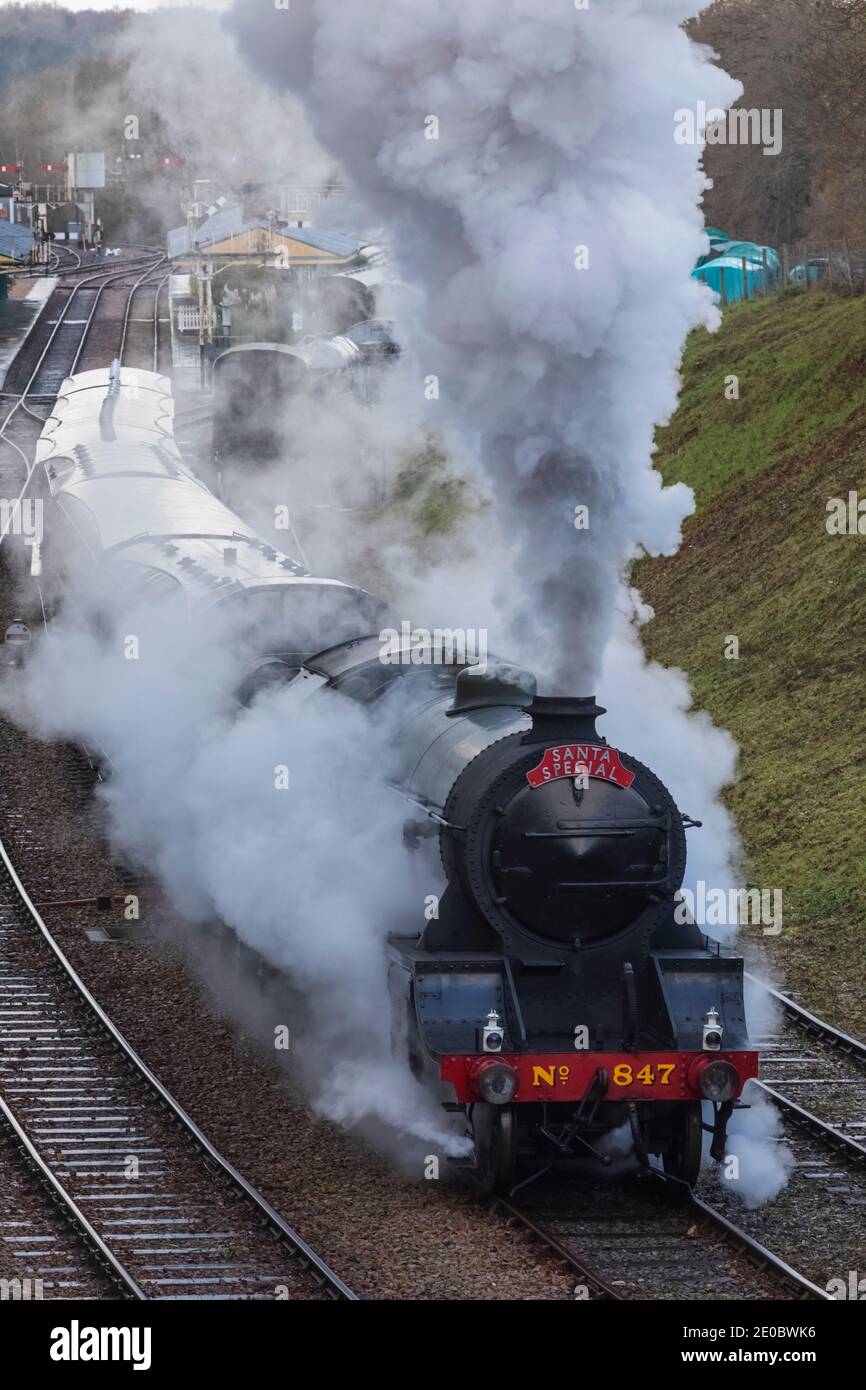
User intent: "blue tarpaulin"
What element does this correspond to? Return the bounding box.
[692,255,769,304]
[716,240,780,274]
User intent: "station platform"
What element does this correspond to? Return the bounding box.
[0,275,57,391]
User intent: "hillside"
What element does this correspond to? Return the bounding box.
[638,289,866,1034]
[0,3,129,88]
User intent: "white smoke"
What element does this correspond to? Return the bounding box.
[112,7,330,195]
[714,1086,795,1209]
[230,0,740,687]
[217,340,464,596]
[744,968,785,1041]
[230,0,748,898]
[599,590,741,909]
[223,0,792,1204]
[0,596,464,1155]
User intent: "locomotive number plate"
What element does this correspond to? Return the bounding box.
[610,1062,677,1087]
[529,1061,677,1088]
[439,1051,760,1104]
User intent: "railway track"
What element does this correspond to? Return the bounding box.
[0,275,356,1299]
[746,972,866,1163]
[0,1115,120,1299]
[0,251,170,549]
[5,245,157,282]
[3,244,81,280]
[472,977,866,1301]
[1,252,164,397]
[119,272,172,374]
[0,730,851,1306]
[0,829,356,1301]
[472,1175,829,1302]
[45,245,83,276]
[748,970,866,1065]
[0,754,853,1306]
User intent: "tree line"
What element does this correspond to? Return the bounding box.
[2,1,864,247]
[689,0,866,244]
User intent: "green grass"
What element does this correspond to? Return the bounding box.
[658,291,866,507]
[389,436,474,536]
[342,434,480,601]
[637,290,866,1033]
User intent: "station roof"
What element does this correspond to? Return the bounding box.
[191,204,248,249]
[167,207,360,262]
[277,226,358,257]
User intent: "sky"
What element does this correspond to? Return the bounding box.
[45,0,229,10]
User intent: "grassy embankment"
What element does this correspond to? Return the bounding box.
[637,289,866,1033]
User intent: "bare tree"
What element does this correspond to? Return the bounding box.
[689,0,866,243]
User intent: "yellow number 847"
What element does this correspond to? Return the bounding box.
[612,1063,677,1087]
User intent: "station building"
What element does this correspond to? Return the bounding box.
[166,201,384,347]
[166,204,364,272]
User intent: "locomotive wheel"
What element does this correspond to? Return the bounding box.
[662,1102,703,1190]
[471,1103,518,1196]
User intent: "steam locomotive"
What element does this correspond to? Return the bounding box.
[35,365,757,1195]
[345,653,756,1194]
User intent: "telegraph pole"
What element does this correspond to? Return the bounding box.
[198,255,215,389]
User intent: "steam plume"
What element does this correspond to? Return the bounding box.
[230,0,740,688]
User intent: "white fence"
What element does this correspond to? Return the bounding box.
[175,303,215,334]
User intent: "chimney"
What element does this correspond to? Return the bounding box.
[520,696,606,746]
